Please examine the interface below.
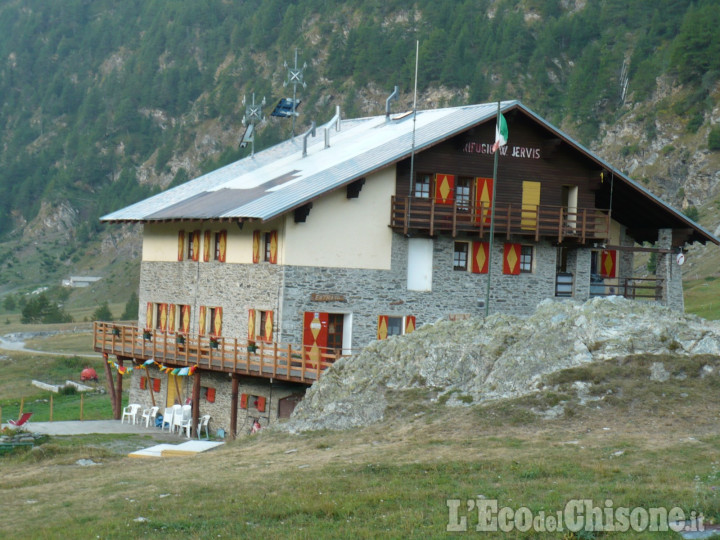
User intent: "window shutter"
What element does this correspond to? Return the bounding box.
[159,303,168,331]
[192,230,201,261]
[503,243,521,275]
[263,311,273,342]
[146,302,153,329]
[213,307,222,336]
[153,378,161,392]
[252,231,260,263]
[471,242,489,274]
[240,393,248,409]
[269,230,278,264]
[218,230,227,262]
[302,312,329,363]
[177,231,185,261]
[168,304,175,334]
[404,316,416,334]
[181,305,191,333]
[434,174,455,205]
[256,396,266,412]
[206,387,216,403]
[600,250,617,278]
[198,306,206,336]
[140,376,147,390]
[475,177,493,224]
[377,315,389,340]
[203,231,211,262]
[248,309,255,340]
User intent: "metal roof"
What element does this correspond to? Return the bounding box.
[100,100,718,245]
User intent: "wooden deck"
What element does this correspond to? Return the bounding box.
[390,197,610,242]
[93,323,341,385]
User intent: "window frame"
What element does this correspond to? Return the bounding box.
[414,173,432,199]
[455,176,473,211]
[519,245,534,273]
[453,241,470,271]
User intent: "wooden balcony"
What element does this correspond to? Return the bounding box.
[390,196,610,243]
[93,323,342,385]
[589,276,664,301]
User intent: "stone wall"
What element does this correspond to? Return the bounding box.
[128,368,307,436]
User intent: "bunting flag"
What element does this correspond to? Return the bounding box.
[107,357,197,376]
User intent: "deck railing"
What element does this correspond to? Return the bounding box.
[589,276,664,301]
[93,322,344,385]
[390,196,610,242]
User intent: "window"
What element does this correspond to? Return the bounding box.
[214,230,227,262]
[187,230,200,261]
[377,315,416,340]
[264,232,272,261]
[414,174,431,198]
[456,177,472,211]
[453,242,469,271]
[520,246,534,273]
[209,307,222,336]
[202,387,216,403]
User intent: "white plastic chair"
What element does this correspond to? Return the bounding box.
[173,404,191,434]
[196,415,211,440]
[121,403,141,424]
[141,406,160,428]
[161,406,178,431]
[181,414,194,438]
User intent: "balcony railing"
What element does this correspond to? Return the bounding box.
[390,196,610,242]
[589,275,664,301]
[93,323,344,385]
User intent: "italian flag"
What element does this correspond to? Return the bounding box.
[491,111,508,152]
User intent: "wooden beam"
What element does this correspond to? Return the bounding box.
[602,244,672,254]
[230,374,239,440]
[115,357,123,420]
[102,353,119,419]
[191,370,200,438]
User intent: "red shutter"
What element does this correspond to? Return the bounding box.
[377,315,389,340]
[178,231,185,261]
[140,376,147,390]
[198,306,206,336]
[218,230,227,262]
[269,230,278,264]
[600,250,617,278]
[146,302,153,329]
[159,303,168,331]
[256,396,266,412]
[405,316,416,334]
[203,231,211,262]
[471,242,489,274]
[181,305,191,333]
[213,307,222,337]
[263,311,273,342]
[168,304,175,334]
[153,378,161,392]
[192,230,201,262]
[475,177,493,224]
[206,387,216,403]
[240,393,248,409]
[303,312,329,363]
[434,174,455,205]
[503,243,521,275]
[248,309,256,340]
[252,231,260,263]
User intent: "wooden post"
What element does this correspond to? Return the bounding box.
[19,397,24,415]
[50,395,53,422]
[115,357,124,420]
[147,368,156,406]
[191,370,200,438]
[102,353,119,419]
[230,374,239,440]
[80,393,84,421]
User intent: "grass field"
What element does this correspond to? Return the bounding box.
[2,353,720,538]
[684,276,720,320]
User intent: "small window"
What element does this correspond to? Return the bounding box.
[414,174,431,198]
[453,242,469,271]
[387,316,403,337]
[202,387,216,403]
[264,232,272,261]
[520,246,534,273]
[187,235,195,260]
[214,231,222,261]
[456,177,472,211]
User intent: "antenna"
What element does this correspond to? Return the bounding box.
[283,48,308,138]
[241,92,266,157]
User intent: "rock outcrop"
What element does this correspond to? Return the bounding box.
[284,297,720,432]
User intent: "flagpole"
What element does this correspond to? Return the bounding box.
[484,101,501,317]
